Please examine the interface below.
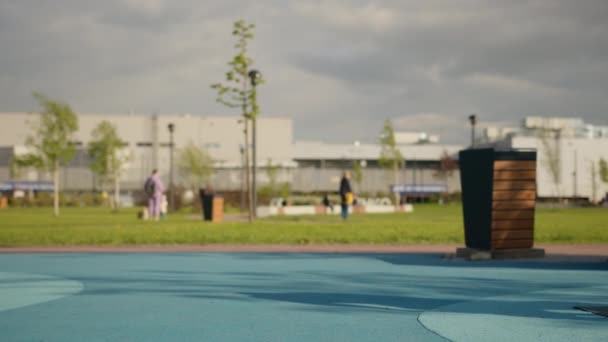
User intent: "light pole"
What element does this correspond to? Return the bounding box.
[353,140,360,192]
[248,69,262,218]
[167,123,175,213]
[468,114,477,148]
[239,144,245,212]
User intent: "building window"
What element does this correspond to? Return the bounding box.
[136,142,153,147]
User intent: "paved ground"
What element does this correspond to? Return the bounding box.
[0,250,606,341]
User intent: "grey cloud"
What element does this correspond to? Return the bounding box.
[0,0,607,144]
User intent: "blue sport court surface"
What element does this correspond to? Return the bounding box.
[0,253,607,341]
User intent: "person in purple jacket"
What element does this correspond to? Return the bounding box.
[144,169,165,221]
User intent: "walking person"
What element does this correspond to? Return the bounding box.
[339,171,354,220]
[144,169,165,221]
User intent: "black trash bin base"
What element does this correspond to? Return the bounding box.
[455,247,545,260]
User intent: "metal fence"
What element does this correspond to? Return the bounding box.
[0,166,461,194]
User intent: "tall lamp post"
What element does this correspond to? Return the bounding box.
[248,69,262,218]
[167,123,175,212]
[468,114,477,148]
[239,144,245,212]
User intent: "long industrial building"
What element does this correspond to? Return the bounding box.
[2,112,607,202]
[3,112,606,202]
[0,112,462,197]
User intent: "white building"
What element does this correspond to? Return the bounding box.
[483,117,608,202]
[292,140,462,195]
[0,112,293,190]
[0,112,463,195]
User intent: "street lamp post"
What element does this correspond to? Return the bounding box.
[239,144,245,212]
[468,114,477,148]
[248,69,262,218]
[167,123,175,213]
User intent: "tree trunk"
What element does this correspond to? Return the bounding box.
[244,119,253,222]
[53,160,59,217]
[591,162,597,204]
[242,75,253,223]
[393,163,399,208]
[114,174,120,211]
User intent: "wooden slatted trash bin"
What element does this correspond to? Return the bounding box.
[200,190,224,223]
[457,148,545,259]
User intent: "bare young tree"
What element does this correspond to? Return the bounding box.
[590,161,598,204]
[352,160,363,192]
[600,158,608,184]
[436,150,458,195]
[539,129,562,201]
[379,119,404,205]
[600,158,608,203]
[211,20,262,222]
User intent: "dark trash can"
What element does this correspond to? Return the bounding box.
[459,148,537,250]
[199,189,224,222]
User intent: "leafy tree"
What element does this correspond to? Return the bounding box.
[13,93,79,216]
[177,142,214,194]
[211,19,262,222]
[88,121,129,210]
[600,158,608,184]
[379,119,404,204]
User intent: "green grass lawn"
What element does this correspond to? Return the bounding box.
[0,205,606,246]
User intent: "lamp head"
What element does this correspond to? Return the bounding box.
[248,69,262,86]
[468,114,477,126]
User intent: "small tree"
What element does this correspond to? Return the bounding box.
[539,129,561,200]
[88,121,129,210]
[9,156,23,179]
[599,158,608,203]
[352,160,363,191]
[177,142,214,195]
[265,158,279,195]
[211,19,262,222]
[590,161,598,204]
[436,150,458,195]
[259,158,287,201]
[600,158,608,184]
[379,119,404,205]
[12,93,79,216]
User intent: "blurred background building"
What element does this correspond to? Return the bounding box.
[480,117,608,202]
[0,112,461,198]
[4,112,606,203]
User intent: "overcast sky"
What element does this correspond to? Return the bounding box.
[1,0,607,144]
